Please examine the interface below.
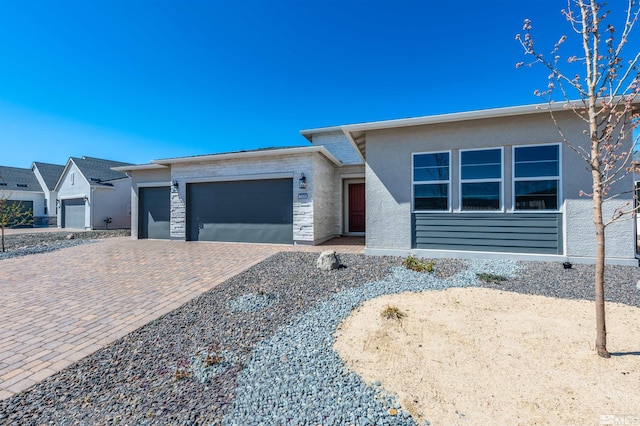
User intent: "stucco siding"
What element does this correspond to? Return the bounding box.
[364,110,635,263]
[32,169,57,224]
[0,190,45,227]
[311,155,337,244]
[565,198,634,261]
[311,131,362,165]
[57,163,91,228]
[91,179,132,230]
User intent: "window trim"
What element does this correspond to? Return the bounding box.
[411,150,452,213]
[458,146,504,212]
[512,143,562,212]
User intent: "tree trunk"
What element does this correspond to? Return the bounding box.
[1,225,4,252]
[593,194,610,358]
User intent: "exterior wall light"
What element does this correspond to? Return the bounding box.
[299,173,307,189]
[172,180,179,189]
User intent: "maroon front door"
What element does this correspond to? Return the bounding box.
[348,183,365,233]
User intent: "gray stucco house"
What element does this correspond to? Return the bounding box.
[55,156,132,230]
[32,162,65,226]
[117,102,637,265]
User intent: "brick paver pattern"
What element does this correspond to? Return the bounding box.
[0,237,363,400]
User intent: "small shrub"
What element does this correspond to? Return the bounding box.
[476,272,507,284]
[204,352,224,367]
[381,305,406,321]
[174,359,191,380]
[402,255,434,273]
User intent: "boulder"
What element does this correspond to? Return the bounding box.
[65,233,75,240]
[316,250,342,271]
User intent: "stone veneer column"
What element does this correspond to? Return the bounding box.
[170,185,186,240]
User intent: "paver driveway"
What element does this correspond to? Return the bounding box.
[0,237,363,400]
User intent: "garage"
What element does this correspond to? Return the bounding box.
[138,186,170,239]
[186,178,293,244]
[62,198,86,229]
[5,200,33,227]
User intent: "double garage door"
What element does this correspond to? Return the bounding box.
[137,179,294,244]
[187,178,293,244]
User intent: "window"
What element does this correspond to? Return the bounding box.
[412,151,450,211]
[513,144,560,210]
[460,148,503,211]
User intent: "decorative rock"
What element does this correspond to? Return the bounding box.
[65,233,75,240]
[316,250,342,271]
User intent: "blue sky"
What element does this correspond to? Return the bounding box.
[0,1,637,168]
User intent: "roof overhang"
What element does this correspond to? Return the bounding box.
[150,146,342,167]
[111,163,169,172]
[300,100,631,160]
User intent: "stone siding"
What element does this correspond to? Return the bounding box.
[169,154,318,243]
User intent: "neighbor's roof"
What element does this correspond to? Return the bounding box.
[55,156,133,190]
[71,156,132,184]
[32,162,65,190]
[0,165,44,193]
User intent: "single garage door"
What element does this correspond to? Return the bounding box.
[187,178,293,244]
[62,198,86,229]
[139,186,170,239]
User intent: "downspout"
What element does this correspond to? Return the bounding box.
[90,186,96,230]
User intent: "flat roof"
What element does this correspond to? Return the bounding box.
[149,145,342,167]
[300,101,574,137]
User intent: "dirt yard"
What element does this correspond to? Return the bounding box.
[334,287,640,425]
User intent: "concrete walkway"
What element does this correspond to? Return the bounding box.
[0,237,363,400]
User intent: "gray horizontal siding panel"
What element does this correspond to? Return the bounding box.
[412,213,563,255]
[415,218,560,228]
[415,231,559,242]
[415,225,559,234]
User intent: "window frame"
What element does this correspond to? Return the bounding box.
[411,150,452,213]
[458,146,504,212]
[512,143,562,212]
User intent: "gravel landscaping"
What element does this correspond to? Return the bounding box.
[0,229,130,260]
[0,250,638,425]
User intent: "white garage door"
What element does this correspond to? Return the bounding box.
[62,199,86,229]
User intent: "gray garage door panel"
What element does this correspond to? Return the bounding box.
[187,179,293,244]
[62,199,85,229]
[5,200,33,228]
[139,186,170,239]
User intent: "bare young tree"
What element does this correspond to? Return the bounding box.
[516,0,640,358]
[0,193,33,252]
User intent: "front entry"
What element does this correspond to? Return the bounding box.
[347,182,365,233]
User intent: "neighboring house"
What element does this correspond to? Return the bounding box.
[55,156,132,230]
[117,102,637,265]
[0,165,45,227]
[31,161,65,226]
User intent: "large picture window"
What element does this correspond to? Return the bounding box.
[460,148,503,211]
[513,144,560,210]
[412,151,450,211]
